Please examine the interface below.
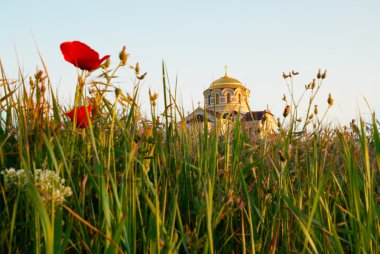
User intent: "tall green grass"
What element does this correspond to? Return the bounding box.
[0,54,379,253]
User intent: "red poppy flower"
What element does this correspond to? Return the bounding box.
[60,41,110,71]
[65,106,92,128]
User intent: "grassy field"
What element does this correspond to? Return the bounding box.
[0,47,379,254]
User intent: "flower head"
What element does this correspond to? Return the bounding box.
[34,169,72,204]
[1,168,72,205]
[1,168,27,189]
[327,93,334,106]
[65,105,92,128]
[283,105,290,118]
[119,46,128,66]
[60,41,110,71]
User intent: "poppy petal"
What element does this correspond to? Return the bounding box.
[60,41,109,71]
[65,106,92,128]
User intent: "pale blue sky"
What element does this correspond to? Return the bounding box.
[1,0,379,124]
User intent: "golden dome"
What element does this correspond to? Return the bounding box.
[208,68,246,90]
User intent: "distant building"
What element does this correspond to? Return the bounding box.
[184,68,277,135]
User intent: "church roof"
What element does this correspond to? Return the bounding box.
[207,68,247,90]
[242,111,274,121]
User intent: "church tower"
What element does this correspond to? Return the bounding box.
[203,67,250,115]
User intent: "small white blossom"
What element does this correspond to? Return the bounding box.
[34,169,72,204]
[1,168,27,189]
[1,168,72,204]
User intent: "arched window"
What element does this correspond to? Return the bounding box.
[227,93,231,103]
[238,94,241,104]
[208,94,211,105]
[216,94,220,104]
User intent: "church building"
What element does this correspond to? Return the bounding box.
[184,68,277,135]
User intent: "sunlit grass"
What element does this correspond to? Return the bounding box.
[0,48,379,254]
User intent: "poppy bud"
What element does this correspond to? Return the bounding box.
[149,90,158,106]
[317,69,322,79]
[115,88,122,97]
[292,70,299,75]
[309,114,314,120]
[282,94,287,101]
[327,93,334,106]
[311,79,316,89]
[297,117,302,122]
[322,69,327,79]
[314,105,318,115]
[283,105,290,118]
[135,62,140,75]
[277,118,281,128]
[149,90,159,102]
[29,76,35,88]
[282,72,288,79]
[119,46,128,66]
[103,58,110,69]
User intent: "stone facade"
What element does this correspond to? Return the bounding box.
[203,72,250,114]
[184,69,277,135]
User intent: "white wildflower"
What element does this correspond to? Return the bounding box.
[1,168,27,189]
[34,169,72,204]
[1,168,72,204]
